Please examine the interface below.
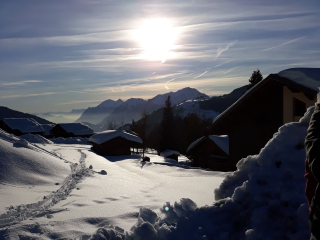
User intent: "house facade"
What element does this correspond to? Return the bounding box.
[208,68,319,171]
[186,135,229,171]
[88,130,143,156]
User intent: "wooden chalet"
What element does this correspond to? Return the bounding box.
[88,130,142,156]
[186,135,229,171]
[0,118,45,136]
[41,124,55,138]
[208,68,319,171]
[50,123,94,138]
[160,149,180,161]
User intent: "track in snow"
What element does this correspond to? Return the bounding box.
[0,150,91,228]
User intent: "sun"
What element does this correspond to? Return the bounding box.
[134,19,178,63]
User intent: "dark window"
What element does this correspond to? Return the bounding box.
[293,98,306,116]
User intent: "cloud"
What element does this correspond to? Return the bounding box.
[217,66,240,77]
[194,71,208,79]
[0,92,56,99]
[262,36,306,51]
[216,41,237,58]
[2,80,43,86]
[165,72,194,90]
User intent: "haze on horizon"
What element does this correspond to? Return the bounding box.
[0,0,319,113]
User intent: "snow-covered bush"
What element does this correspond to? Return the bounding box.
[87,107,314,240]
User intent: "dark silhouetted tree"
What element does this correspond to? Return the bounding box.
[159,96,175,152]
[247,69,263,90]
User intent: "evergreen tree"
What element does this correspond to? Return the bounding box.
[247,69,263,90]
[159,96,175,152]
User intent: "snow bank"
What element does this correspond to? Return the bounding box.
[87,107,314,240]
[51,137,89,144]
[89,130,143,145]
[2,118,44,134]
[20,133,53,144]
[160,149,180,157]
[0,131,70,186]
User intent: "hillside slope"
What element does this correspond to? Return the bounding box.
[0,106,52,124]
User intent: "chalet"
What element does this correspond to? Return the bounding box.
[88,130,143,156]
[41,124,55,138]
[0,118,45,136]
[186,135,229,171]
[160,149,180,161]
[208,68,320,171]
[50,123,94,138]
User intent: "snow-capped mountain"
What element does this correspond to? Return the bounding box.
[75,99,124,124]
[100,88,208,128]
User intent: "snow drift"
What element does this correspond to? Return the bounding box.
[87,107,313,239]
[20,133,53,144]
[0,129,70,185]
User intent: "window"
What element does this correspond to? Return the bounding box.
[293,98,306,116]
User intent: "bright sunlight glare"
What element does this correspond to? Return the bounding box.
[134,19,178,63]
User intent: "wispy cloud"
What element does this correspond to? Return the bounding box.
[194,71,208,79]
[216,41,237,58]
[0,92,56,99]
[262,36,306,51]
[2,80,43,86]
[217,66,240,77]
[60,99,107,105]
[165,72,194,90]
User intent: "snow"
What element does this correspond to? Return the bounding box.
[89,130,143,145]
[160,149,180,157]
[0,106,315,239]
[278,68,320,92]
[20,133,53,144]
[2,118,45,134]
[208,135,229,155]
[187,136,205,153]
[0,130,71,215]
[56,123,94,136]
[51,137,89,144]
[174,99,219,120]
[187,135,229,155]
[41,124,55,136]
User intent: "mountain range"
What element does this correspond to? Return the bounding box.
[0,106,52,124]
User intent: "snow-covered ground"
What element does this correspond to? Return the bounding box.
[0,105,314,239]
[0,137,227,238]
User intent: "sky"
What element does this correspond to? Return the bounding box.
[0,0,319,113]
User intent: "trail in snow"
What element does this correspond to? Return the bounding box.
[0,150,91,228]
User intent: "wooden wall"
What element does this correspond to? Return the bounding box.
[210,79,283,170]
[188,138,229,171]
[91,136,133,156]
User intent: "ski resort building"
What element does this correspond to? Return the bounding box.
[50,123,94,138]
[208,68,319,171]
[186,135,229,171]
[88,130,142,156]
[0,118,45,136]
[160,149,180,161]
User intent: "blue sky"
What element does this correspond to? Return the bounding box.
[0,0,319,113]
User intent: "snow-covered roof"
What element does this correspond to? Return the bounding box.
[41,124,55,136]
[2,118,45,133]
[187,136,205,153]
[57,123,94,136]
[187,135,229,155]
[211,68,320,128]
[160,149,180,157]
[277,68,320,92]
[88,130,142,145]
[208,135,229,155]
